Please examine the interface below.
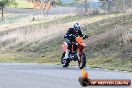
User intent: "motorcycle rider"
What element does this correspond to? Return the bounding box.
[64,23,88,60]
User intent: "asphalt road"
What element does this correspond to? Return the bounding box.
[0,63,131,88]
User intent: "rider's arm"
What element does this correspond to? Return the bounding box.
[64,28,73,38]
[78,30,90,39]
[78,30,83,37]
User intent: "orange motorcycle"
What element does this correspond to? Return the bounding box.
[61,35,89,69]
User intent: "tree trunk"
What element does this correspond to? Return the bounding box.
[2,7,4,21]
[85,0,88,13]
[108,0,112,13]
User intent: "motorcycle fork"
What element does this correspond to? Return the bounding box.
[77,45,82,57]
[78,46,83,63]
[72,44,74,52]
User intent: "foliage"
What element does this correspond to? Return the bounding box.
[0,0,18,21]
[55,0,62,5]
[0,0,17,7]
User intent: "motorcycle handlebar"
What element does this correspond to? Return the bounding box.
[64,34,76,38]
[64,33,90,39]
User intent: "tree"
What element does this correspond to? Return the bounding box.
[85,0,88,13]
[0,0,17,21]
[55,0,62,5]
[99,0,132,13]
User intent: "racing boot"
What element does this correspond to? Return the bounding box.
[63,49,70,60]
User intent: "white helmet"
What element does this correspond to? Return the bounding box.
[73,23,80,31]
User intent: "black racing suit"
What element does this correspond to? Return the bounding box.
[64,28,84,52]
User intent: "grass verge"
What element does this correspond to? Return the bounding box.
[88,55,132,72]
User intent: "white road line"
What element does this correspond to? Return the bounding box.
[83,66,130,73]
[75,66,78,68]
[115,70,119,72]
[95,68,99,70]
[104,69,108,71]
[86,67,90,68]
[123,71,128,73]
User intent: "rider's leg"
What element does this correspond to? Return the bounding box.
[75,43,80,58]
[64,39,71,59]
[73,43,78,51]
[64,49,70,59]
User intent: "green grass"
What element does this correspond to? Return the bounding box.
[0,13,19,22]
[10,0,32,8]
[0,13,30,22]
[88,55,132,72]
[23,13,123,28]
[0,13,17,18]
